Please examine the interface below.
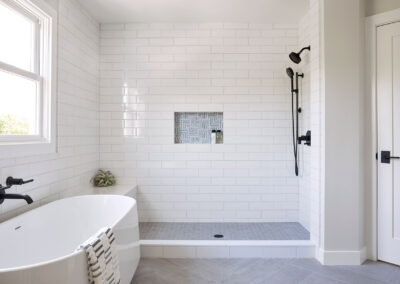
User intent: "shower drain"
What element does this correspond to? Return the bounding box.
[214,234,224,239]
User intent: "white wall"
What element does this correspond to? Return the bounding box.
[0,0,99,221]
[99,22,302,222]
[43,0,58,10]
[366,0,400,16]
[320,0,365,264]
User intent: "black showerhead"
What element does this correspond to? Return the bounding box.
[286,67,294,78]
[289,52,301,64]
[289,46,311,64]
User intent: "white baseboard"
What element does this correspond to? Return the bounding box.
[317,247,367,265]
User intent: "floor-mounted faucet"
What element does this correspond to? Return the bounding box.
[0,177,34,205]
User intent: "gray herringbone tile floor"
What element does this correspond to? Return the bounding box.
[139,222,310,240]
[131,258,400,284]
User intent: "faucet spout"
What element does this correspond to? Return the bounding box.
[0,177,35,205]
[1,193,33,204]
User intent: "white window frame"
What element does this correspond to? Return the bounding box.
[0,0,57,158]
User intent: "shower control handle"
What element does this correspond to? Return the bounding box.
[298,131,311,146]
[6,177,34,186]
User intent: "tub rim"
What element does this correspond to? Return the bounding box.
[0,194,136,273]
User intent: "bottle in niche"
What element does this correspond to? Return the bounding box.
[216,130,223,144]
[211,130,217,144]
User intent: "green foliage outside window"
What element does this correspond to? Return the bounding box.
[0,114,29,135]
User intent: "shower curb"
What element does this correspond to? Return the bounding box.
[140,240,315,258]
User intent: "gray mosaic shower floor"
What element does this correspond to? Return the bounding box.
[139,222,310,240]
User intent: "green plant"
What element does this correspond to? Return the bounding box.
[91,170,116,187]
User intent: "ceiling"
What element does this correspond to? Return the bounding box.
[77,0,309,23]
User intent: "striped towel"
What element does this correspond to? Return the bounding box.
[81,228,121,284]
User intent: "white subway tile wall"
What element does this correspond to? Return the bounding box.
[0,0,99,220]
[299,0,323,246]
[99,22,301,222]
[298,8,312,232]
[309,0,323,247]
[290,0,322,246]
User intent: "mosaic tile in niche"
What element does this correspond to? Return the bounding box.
[175,112,223,144]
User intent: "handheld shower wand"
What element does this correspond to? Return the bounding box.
[286,68,299,176]
[286,67,310,176]
[286,67,295,88]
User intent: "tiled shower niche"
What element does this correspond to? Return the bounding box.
[174,112,223,144]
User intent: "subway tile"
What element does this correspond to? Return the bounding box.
[95,20,312,223]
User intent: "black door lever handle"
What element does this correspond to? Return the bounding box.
[381,151,400,163]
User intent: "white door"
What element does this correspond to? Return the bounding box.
[377,22,400,266]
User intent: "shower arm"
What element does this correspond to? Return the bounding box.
[298,46,311,56]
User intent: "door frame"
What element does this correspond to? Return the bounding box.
[366,8,400,261]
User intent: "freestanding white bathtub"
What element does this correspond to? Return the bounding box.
[0,195,140,284]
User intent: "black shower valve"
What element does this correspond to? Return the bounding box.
[298,130,311,146]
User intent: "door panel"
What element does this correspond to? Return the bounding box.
[377,22,400,265]
[394,35,400,240]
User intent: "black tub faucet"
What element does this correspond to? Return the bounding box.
[0,177,34,205]
[0,192,33,204]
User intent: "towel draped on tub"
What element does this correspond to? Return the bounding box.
[80,228,121,284]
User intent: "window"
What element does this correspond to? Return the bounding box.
[0,0,56,157]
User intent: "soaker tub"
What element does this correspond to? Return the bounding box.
[0,195,140,284]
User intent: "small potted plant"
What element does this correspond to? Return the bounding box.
[91,170,116,187]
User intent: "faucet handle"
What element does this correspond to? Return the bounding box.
[6,177,34,187]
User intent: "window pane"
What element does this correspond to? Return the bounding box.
[0,70,38,135]
[0,2,35,72]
